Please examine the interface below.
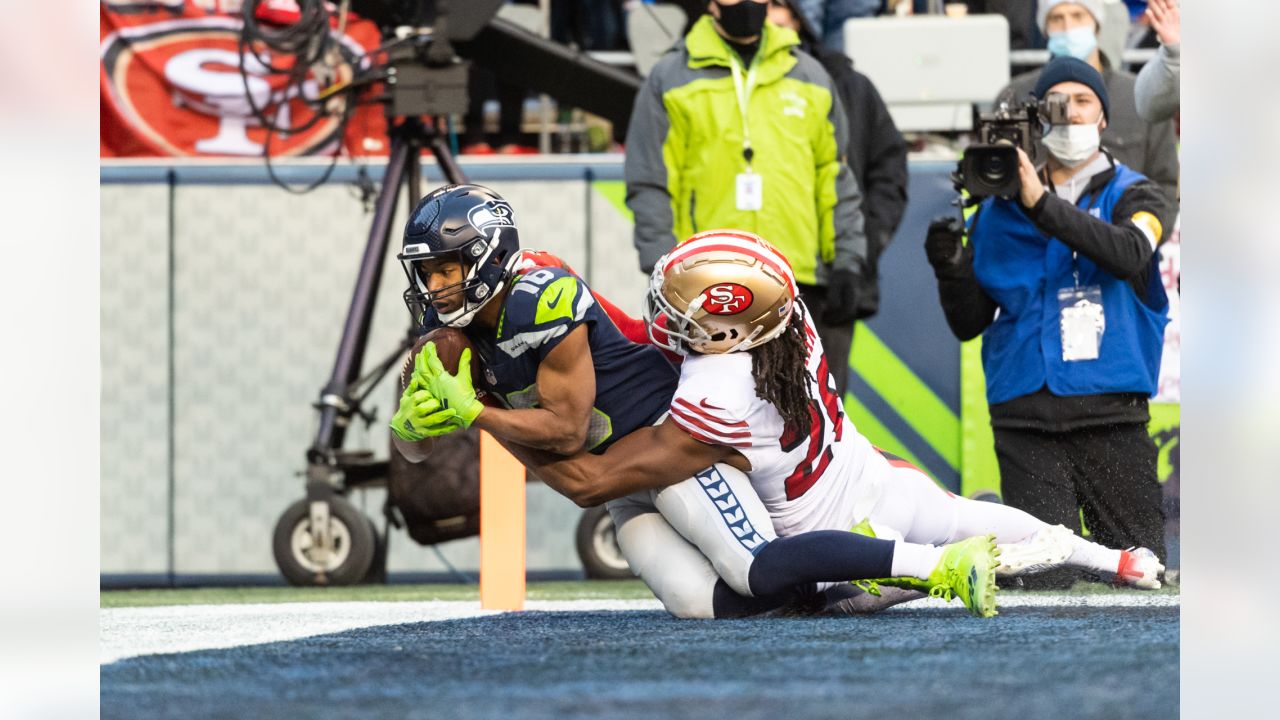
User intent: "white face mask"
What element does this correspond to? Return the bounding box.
[1042,119,1102,166]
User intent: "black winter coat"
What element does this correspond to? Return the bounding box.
[806,42,909,319]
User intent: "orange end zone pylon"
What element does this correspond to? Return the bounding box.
[479,431,525,610]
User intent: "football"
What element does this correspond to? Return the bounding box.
[400,326,479,392]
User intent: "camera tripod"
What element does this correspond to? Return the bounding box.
[271,115,470,586]
[265,2,644,585]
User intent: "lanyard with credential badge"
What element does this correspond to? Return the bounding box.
[728,52,757,169]
[728,51,763,211]
[1057,195,1106,362]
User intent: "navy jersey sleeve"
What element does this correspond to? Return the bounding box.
[496,267,597,361]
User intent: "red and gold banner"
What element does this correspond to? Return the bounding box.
[101,1,388,157]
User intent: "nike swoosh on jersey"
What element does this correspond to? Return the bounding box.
[544,288,565,309]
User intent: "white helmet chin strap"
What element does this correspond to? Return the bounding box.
[437,301,481,328]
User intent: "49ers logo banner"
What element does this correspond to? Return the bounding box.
[101,2,385,157]
[700,283,754,315]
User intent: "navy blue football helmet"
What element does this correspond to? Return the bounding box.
[399,184,521,327]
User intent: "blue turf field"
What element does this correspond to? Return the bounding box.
[101,601,1177,720]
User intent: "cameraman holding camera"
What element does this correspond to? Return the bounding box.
[926,57,1174,587]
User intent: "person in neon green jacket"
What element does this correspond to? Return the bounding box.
[625,2,868,343]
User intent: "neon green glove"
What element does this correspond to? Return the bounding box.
[390,378,463,441]
[418,342,485,428]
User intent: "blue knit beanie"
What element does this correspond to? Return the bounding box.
[1034,56,1110,121]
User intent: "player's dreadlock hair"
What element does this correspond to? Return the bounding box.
[750,307,812,436]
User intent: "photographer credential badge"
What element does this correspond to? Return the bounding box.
[736,171,763,211]
[1058,285,1105,362]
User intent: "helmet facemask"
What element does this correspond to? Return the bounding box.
[399,184,523,330]
[401,229,516,328]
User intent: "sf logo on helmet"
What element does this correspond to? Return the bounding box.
[701,283,754,315]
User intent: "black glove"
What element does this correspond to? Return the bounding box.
[925,216,966,269]
[822,268,862,326]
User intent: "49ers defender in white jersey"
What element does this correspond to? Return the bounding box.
[644,230,1165,598]
[453,229,1164,618]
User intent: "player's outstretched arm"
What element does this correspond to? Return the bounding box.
[504,420,748,508]
[472,325,597,456]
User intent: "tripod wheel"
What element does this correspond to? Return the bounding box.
[273,496,376,586]
[575,505,632,580]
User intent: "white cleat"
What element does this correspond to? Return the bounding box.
[995,524,1075,578]
[1113,547,1164,590]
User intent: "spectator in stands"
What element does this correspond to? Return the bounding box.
[553,0,628,51]
[996,0,1179,200]
[1134,0,1179,123]
[794,1,884,53]
[461,67,536,156]
[927,57,1174,587]
[768,0,907,394]
[625,0,870,386]
[963,1,1042,50]
[1122,0,1147,21]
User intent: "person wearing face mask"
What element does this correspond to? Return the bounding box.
[994,0,1179,202]
[925,57,1175,589]
[625,0,870,367]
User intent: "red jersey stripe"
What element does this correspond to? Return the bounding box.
[669,406,754,445]
[671,415,753,448]
[671,397,749,429]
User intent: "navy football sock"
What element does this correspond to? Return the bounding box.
[710,579,827,618]
[746,531,896,598]
[710,579,790,618]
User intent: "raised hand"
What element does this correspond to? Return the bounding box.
[1145,0,1180,47]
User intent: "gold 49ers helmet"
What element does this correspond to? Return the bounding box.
[645,229,798,355]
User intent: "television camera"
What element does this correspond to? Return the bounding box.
[957,93,1070,199]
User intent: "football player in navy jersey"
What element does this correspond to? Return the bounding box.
[393,185,1004,619]
[390,186,677,459]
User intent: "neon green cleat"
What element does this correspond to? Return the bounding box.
[855,535,1001,616]
[925,535,1000,618]
[846,521,998,615]
[849,519,877,538]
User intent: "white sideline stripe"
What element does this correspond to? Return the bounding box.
[100,595,1177,664]
[99,600,654,664]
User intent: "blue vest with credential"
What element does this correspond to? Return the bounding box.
[970,163,1169,405]
[452,267,678,453]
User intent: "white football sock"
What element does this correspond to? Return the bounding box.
[891,541,945,580]
[1066,536,1123,574]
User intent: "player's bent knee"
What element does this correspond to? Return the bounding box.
[612,508,720,619]
[652,576,716,619]
[652,463,773,599]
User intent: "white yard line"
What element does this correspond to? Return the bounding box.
[100,595,1177,665]
[99,600,656,664]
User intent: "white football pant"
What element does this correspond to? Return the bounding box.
[606,463,775,619]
